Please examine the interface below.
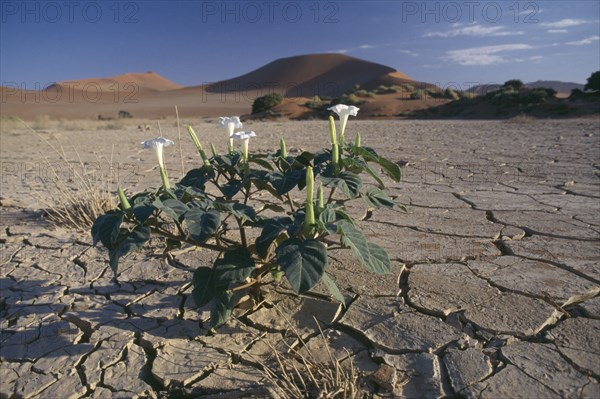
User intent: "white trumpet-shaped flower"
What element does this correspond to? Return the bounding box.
[141,136,174,189]
[231,131,256,162]
[218,116,243,153]
[328,104,360,145]
[141,136,174,168]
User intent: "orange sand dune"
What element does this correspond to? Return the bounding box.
[1,54,422,120]
[203,53,406,98]
[48,71,183,94]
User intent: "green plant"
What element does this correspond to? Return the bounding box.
[305,96,325,109]
[91,110,402,331]
[444,88,460,100]
[330,94,364,107]
[584,70,600,92]
[410,90,427,100]
[503,79,524,91]
[252,93,284,114]
[118,110,132,119]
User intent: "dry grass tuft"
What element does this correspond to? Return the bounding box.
[19,118,116,231]
[250,313,365,399]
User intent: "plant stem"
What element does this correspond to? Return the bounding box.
[327,187,337,204]
[286,193,296,212]
[236,217,247,248]
[150,225,229,252]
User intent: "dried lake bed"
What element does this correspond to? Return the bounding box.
[1,118,599,398]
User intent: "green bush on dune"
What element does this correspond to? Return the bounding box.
[252,93,284,114]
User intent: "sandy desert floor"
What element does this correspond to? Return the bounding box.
[1,118,599,398]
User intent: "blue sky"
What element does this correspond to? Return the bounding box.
[1,1,599,90]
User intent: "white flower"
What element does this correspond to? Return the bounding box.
[218,116,243,137]
[328,104,360,139]
[141,136,174,169]
[231,131,256,162]
[230,131,256,140]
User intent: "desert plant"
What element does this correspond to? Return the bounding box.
[410,90,427,100]
[91,108,402,331]
[252,93,284,114]
[503,79,524,91]
[569,88,585,101]
[118,110,132,119]
[584,70,600,92]
[444,88,460,100]
[305,96,325,109]
[252,314,364,398]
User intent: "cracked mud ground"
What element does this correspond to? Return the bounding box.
[1,119,599,398]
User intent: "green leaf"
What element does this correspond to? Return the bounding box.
[217,152,242,167]
[319,206,338,224]
[179,166,215,189]
[108,226,151,275]
[213,246,255,286]
[276,238,328,294]
[214,201,256,223]
[91,210,124,248]
[219,180,243,199]
[192,267,222,308]
[185,208,221,244]
[255,217,293,259]
[268,170,303,196]
[366,242,391,275]
[321,171,362,198]
[132,203,155,225]
[361,187,395,209]
[340,156,366,174]
[321,274,346,305]
[378,156,401,183]
[247,156,274,170]
[291,151,314,169]
[153,198,188,222]
[362,162,386,189]
[337,221,390,274]
[352,146,379,162]
[211,290,234,328]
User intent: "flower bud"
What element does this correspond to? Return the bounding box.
[279,137,288,158]
[328,115,337,145]
[304,166,315,234]
[317,183,324,212]
[187,126,210,166]
[117,187,131,210]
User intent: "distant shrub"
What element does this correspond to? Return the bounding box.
[374,85,393,94]
[252,93,284,114]
[520,88,550,104]
[118,110,132,119]
[331,93,364,106]
[426,89,445,99]
[304,96,325,109]
[444,88,460,100]
[584,70,600,92]
[503,79,524,91]
[351,89,375,98]
[410,90,427,100]
[569,88,585,101]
